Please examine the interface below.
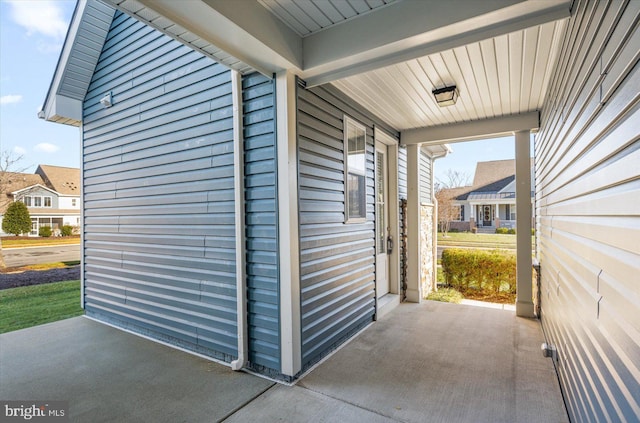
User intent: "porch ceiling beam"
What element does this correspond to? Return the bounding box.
[124,0,570,86]
[134,0,302,76]
[400,112,540,146]
[301,0,571,87]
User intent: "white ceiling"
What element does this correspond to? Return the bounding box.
[332,20,567,131]
[103,0,572,135]
[258,0,397,37]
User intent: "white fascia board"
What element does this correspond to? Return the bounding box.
[136,0,302,76]
[53,94,83,122]
[39,0,87,126]
[401,112,540,146]
[301,0,571,86]
[12,184,59,196]
[422,144,451,158]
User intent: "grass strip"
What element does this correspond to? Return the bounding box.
[0,280,83,334]
[2,237,81,249]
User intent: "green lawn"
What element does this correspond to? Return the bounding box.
[1,236,81,249]
[0,280,83,333]
[438,232,534,249]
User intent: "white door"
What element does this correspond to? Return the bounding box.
[375,142,390,298]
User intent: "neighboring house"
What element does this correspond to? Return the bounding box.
[1,165,81,236]
[39,1,638,421]
[441,159,534,232]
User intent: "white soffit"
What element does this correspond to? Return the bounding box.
[333,19,567,132]
[258,0,398,37]
[105,0,260,74]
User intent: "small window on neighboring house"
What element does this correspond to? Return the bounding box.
[44,197,52,207]
[506,204,516,220]
[344,117,367,222]
[72,198,77,207]
[23,196,32,207]
[34,197,42,207]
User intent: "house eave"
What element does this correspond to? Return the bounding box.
[39,0,116,126]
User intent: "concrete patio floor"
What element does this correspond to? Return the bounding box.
[1,301,568,422]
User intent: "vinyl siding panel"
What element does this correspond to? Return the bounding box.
[419,148,432,204]
[536,1,640,421]
[298,83,395,367]
[398,146,408,200]
[82,12,238,362]
[242,72,280,372]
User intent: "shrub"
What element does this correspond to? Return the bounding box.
[2,201,32,235]
[495,227,509,234]
[508,228,516,234]
[531,228,535,236]
[441,248,516,295]
[39,226,52,237]
[61,225,74,236]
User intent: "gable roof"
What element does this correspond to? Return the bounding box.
[11,184,58,196]
[38,0,116,126]
[0,173,45,213]
[1,173,45,196]
[472,159,517,187]
[441,159,533,201]
[35,165,81,195]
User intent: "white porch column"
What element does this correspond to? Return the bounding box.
[406,144,422,302]
[276,70,302,376]
[515,130,535,318]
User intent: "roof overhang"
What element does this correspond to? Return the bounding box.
[402,111,540,146]
[11,184,58,196]
[39,0,115,126]
[43,0,570,142]
[108,0,570,88]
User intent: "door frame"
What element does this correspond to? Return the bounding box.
[374,128,400,317]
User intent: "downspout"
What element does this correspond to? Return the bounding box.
[230,70,247,371]
[430,145,451,292]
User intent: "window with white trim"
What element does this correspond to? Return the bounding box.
[21,195,53,208]
[344,117,367,222]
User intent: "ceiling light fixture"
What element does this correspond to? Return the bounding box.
[432,85,458,107]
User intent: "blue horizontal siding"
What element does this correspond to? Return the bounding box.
[297,83,378,368]
[82,11,237,363]
[242,72,280,372]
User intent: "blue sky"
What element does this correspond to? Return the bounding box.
[0,0,77,173]
[433,136,532,186]
[0,0,526,180]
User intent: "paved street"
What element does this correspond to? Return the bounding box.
[2,244,80,267]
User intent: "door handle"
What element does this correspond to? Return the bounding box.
[387,234,393,255]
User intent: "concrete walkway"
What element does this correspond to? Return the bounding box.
[1,302,568,422]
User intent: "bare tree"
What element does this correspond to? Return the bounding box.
[435,169,470,237]
[436,169,471,190]
[0,151,29,269]
[435,187,458,236]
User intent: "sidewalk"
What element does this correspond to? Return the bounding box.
[1,302,568,422]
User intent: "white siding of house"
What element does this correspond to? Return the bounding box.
[536,0,640,421]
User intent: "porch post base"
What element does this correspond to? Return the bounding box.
[405,288,421,303]
[516,300,535,318]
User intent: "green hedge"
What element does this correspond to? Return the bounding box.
[441,248,516,294]
[38,226,52,237]
[61,225,74,236]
